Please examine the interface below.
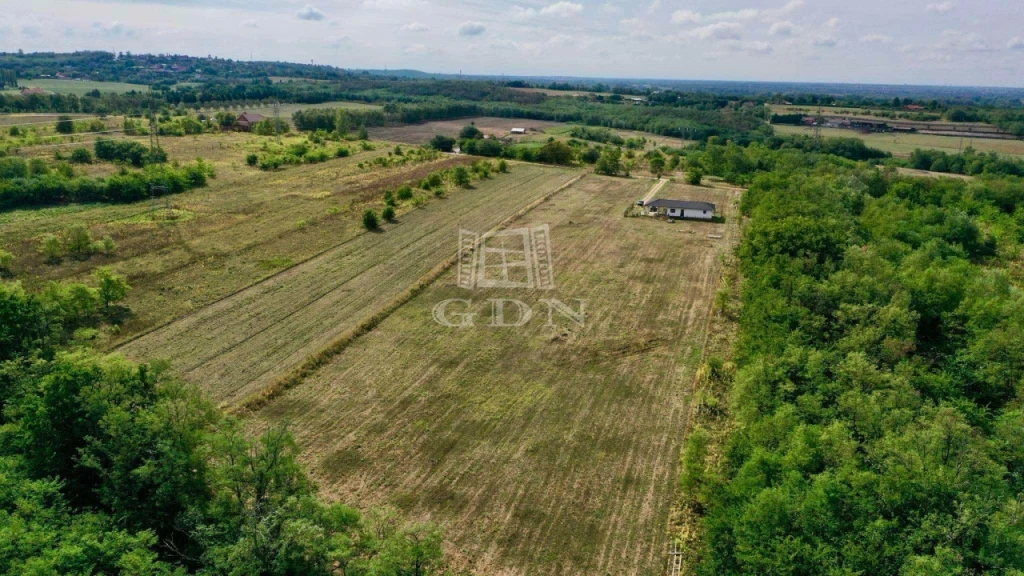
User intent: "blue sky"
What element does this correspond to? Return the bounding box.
[4,0,1023,86]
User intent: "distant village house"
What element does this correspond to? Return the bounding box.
[510,127,527,135]
[235,112,267,132]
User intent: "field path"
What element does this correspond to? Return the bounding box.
[642,178,669,204]
[118,165,579,407]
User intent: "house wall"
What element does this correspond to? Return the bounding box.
[683,209,713,220]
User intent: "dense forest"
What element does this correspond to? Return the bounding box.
[678,143,1024,573]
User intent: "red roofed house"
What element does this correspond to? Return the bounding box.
[235,112,267,132]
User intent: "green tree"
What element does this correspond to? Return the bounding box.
[70,148,93,164]
[357,124,369,140]
[55,115,75,135]
[649,155,666,176]
[497,159,509,173]
[538,140,574,165]
[685,168,703,185]
[452,166,471,187]
[64,225,95,260]
[362,208,379,231]
[93,267,129,312]
[382,205,396,222]
[429,134,456,152]
[0,249,13,276]
[39,234,63,264]
[595,147,622,176]
[459,124,483,140]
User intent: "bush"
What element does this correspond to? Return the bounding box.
[459,124,483,140]
[70,148,93,164]
[64,225,95,260]
[685,168,703,185]
[39,234,62,264]
[55,115,75,135]
[381,206,396,222]
[245,153,258,166]
[452,166,471,188]
[497,159,509,173]
[429,134,456,152]
[0,249,13,275]
[362,208,379,231]
[397,185,413,200]
[335,146,350,158]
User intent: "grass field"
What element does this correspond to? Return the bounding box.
[243,175,742,575]
[117,164,581,407]
[5,79,151,96]
[1,132,467,343]
[773,124,1024,158]
[368,117,565,145]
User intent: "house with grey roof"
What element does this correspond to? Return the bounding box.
[644,199,716,220]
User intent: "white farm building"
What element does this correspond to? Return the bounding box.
[645,199,715,220]
[510,128,527,134]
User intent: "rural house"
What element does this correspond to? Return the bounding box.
[510,127,527,134]
[235,112,266,131]
[645,199,715,220]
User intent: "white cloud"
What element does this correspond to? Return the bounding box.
[812,36,838,47]
[326,35,350,48]
[510,6,537,20]
[860,34,894,43]
[296,5,325,21]
[92,21,132,37]
[363,0,423,7]
[621,17,642,27]
[401,22,429,32]
[768,21,797,36]
[457,21,486,36]
[540,2,584,17]
[686,22,743,41]
[1008,37,1024,50]
[826,17,840,28]
[927,2,955,13]
[744,41,774,54]
[939,29,993,51]
[240,19,259,29]
[671,10,702,24]
[549,34,575,46]
[646,0,661,16]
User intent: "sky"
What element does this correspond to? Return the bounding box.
[2,0,1023,87]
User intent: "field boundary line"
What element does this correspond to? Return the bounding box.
[667,187,743,576]
[110,157,477,352]
[232,170,587,415]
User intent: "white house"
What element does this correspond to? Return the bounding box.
[645,199,715,220]
[510,128,527,135]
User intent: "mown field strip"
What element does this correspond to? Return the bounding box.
[247,177,742,576]
[119,165,580,406]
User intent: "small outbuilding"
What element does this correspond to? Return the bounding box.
[235,112,267,132]
[645,199,716,220]
[510,127,527,135]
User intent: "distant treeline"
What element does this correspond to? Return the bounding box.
[0,157,212,210]
[909,147,1024,177]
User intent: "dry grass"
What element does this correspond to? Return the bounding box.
[245,175,743,576]
[117,164,581,407]
[1,132,465,343]
[773,124,1024,158]
[368,117,565,145]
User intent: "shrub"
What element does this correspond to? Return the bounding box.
[70,148,93,164]
[64,225,95,260]
[497,159,509,173]
[429,134,456,152]
[459,124,483,140]
[452,166,471,188]
[383,190,396,206]
[381,205,396,222]
[335,146,350,158]
[245,153,258,166]
[397,185,413,201]
[685,168,704,185]
[55,115,75,135]
[39,234,62,264]
[0,249,13,275]
[93,267,129,312]
[362,208,379,231]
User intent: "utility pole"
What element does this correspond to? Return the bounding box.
[273,101,281,143]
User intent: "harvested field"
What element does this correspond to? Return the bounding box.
[247,175,743,575]
[1,132,466,342]
[368,117,565,145]
[774,124,1024,158]
[118,164,581,407]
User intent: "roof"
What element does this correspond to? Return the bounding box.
[646,199,716,211]
[237,112,266,123]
